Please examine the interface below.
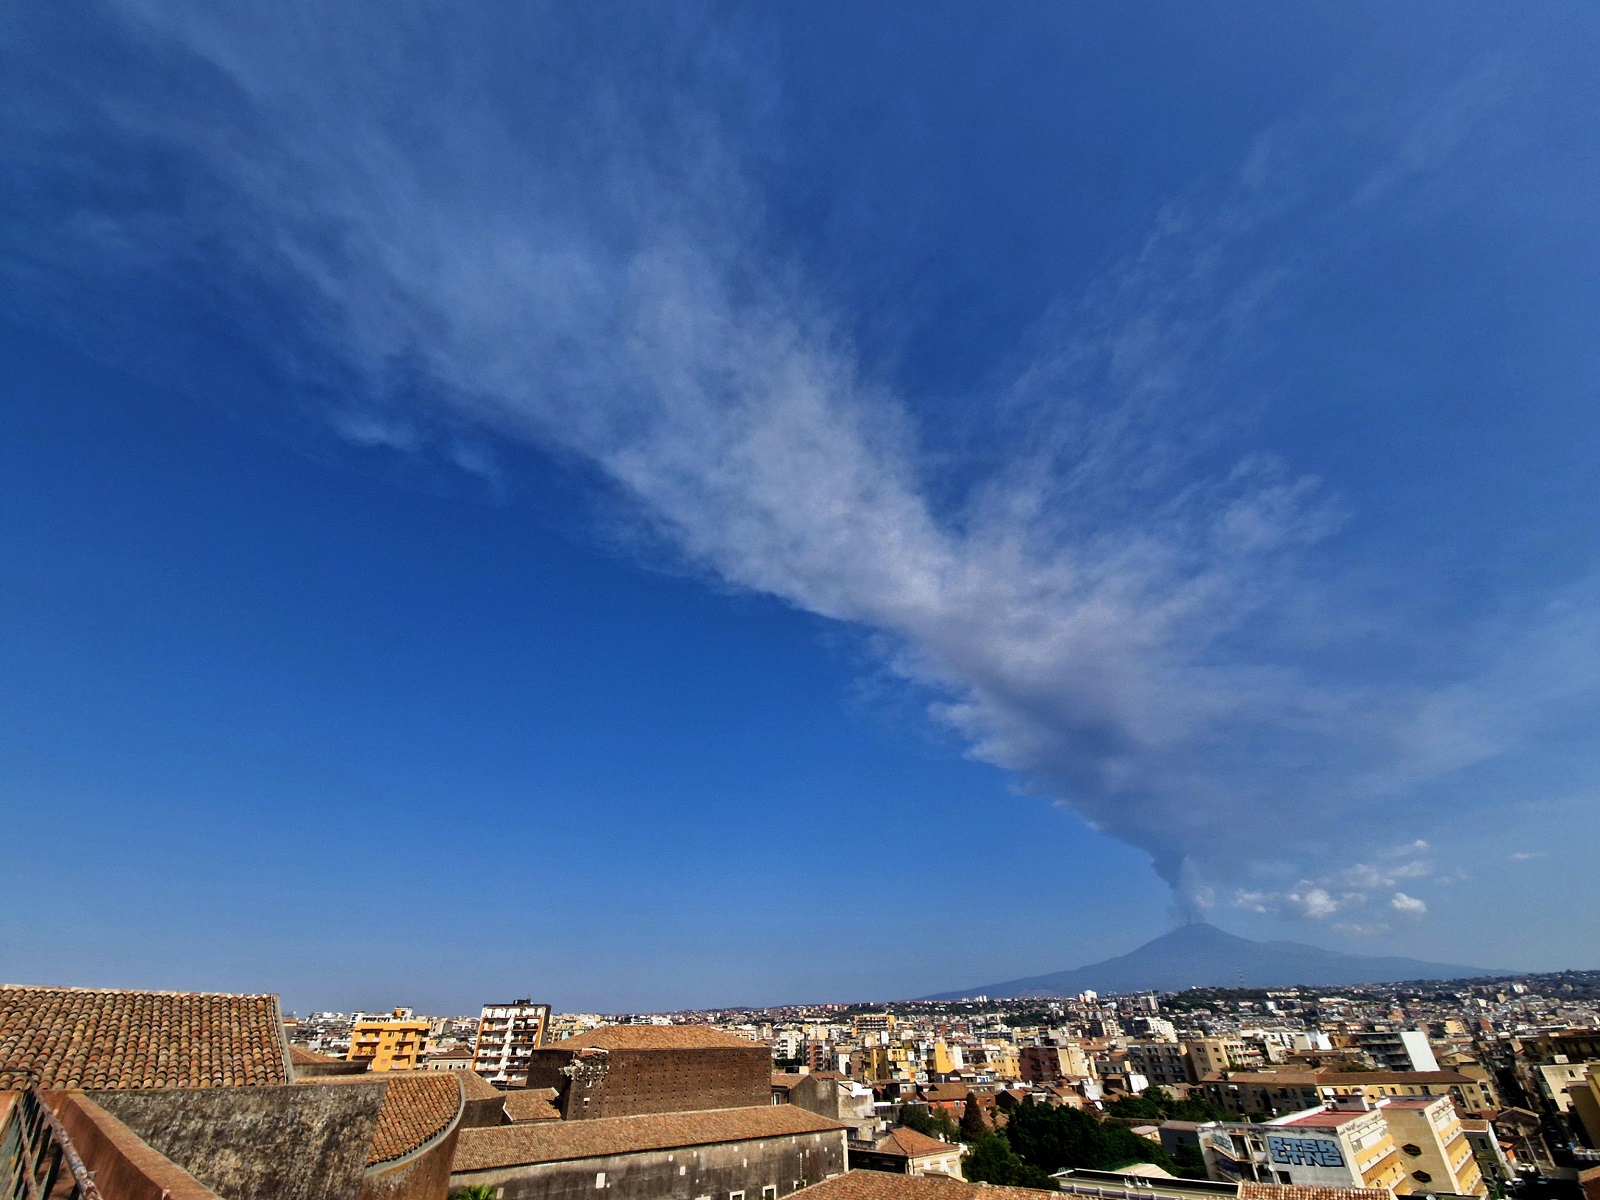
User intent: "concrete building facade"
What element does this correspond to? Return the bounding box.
[475,1001,553,1086]
[349,1010,431,1073]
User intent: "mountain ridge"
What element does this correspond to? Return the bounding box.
[919,923,1504,1000]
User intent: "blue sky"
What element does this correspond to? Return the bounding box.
[3,2,1599,1014]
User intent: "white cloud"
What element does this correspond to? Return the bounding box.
[1390,892,1428,917]
[5,5,1597,921]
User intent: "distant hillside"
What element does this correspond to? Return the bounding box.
[920,922,1501,1000]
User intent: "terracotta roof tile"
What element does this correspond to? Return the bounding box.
[456,1070,504,1102]
[453,1105,845,1171]
[301,1072,463,1163]
[877,1128,957,1158]
[1239,1184,1392,1200]
[0,984,289,1090]
[801,1170,1043,1200]
[501,1089,562,1122]
[557,1025,762,1051]
[289,1046,343,1066]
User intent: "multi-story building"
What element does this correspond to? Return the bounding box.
[347,1007,430,1071]
[474,1000,552,1085]
[1347,1031,1440,1073]
[1200,1069,1495,1116]
[1125,1040,1191,1088]
[1187,1037,1258,1080]
[1379,1096,1486,1196]
[1567,1063,1600,1148]
[1201,1101,1407,1194]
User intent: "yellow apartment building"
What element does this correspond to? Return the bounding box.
[347,1007,430,1071]
[1379,1096,1486,1196]
[1568,1064,1600,1148]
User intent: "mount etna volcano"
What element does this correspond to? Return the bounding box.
[920,923,1502,1000]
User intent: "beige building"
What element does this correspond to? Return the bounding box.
[1379,1096,1486,1196]
[1201,1069,1495,1116]
[1187,1038,1258,1080]
[1568,1064,1600,1149]
[1202,1102,1407,1194]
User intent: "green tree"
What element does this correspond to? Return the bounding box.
[898,1102,958,1141]
[1003,1101,1179,1175]
[450,1188,496,1200]
[960,1096,990,1142]
[964,1133,1059,1190]
[1105,1086,1226,1124]
[1171,1143,1209,1180]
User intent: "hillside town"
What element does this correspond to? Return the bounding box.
[7,968,1600,1200]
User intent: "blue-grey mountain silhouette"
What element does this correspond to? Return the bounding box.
[920,923,1500,999]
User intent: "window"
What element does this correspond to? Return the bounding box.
[763,1187,777,1200]
[1412,1172,1432,1184]
[730,1191,746,1200]
[1402,1144,1421,1157]
[595,1174,606,1189]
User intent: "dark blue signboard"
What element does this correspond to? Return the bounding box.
[1266,1136,1346,1168]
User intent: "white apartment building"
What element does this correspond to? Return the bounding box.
[473,999,551,1084]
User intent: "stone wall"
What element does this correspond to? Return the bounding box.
[451,1128,847,1200]
[95,1084,382,1200]
[523,1047,771,1120]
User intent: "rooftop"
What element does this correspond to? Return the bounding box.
[875,1128,957,1159]
[300,1071,463,1163]
[800,1170,1044,1200]
[1238,1184,1391,1200]
[555,1025,762,1051]
[453,1104,845,1171]
[1276,1109,1369,1128]
[0,983,290,1090]
[501,1088,561,1122]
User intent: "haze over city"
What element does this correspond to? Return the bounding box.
[4,3,1600,1015]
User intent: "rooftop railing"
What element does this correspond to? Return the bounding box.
[1,1078,104,1200]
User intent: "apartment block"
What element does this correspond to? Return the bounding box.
[1379,1096,1486,1196]
[1201,1102,1406,1194]
[348,1008,431,1072]
[474,999,552,1085]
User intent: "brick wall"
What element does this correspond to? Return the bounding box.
[524,1047,772,1121]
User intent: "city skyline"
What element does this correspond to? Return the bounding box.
[3,2,1600,1014]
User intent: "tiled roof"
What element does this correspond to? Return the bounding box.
[801,1170,1043,1200]
[456,1070,504,1102]
[773,1072,804,1089]
[1215,1069,1472,1088]
[876,1128,957,1158]
[289,1046,343,1065]
[1239,1183,1391,1200]
[301,1072,463,1163]
[1319,1071,1473,1085]
[453,1104,845,1171]
[557,1025,761,1051]
[0,984,289,1090]
[501,1089,561,1122]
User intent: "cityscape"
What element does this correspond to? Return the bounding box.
[9,965,1600,1200]
[5,5,1600,1200]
